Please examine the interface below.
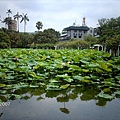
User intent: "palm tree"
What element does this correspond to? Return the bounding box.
[6,9,12,17]
[13,12,21,32]
[20,13,29,32]
[36,21,43,31]
[2,17,9,28]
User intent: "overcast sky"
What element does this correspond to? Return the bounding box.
[0,0,120,33]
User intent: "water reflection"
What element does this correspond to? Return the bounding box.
[0,113,3,118]
[0,86,118,107]
[0,86,120,120]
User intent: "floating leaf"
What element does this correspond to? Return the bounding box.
[97,93,114,99]
[73,75,83,81]
[60,84,70,89]
[114,91,120,95]
[103,88,111,93]
[0,84,6,88]
[29,85,39,88]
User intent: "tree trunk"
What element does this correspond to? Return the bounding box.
[18,18,19,32]
[24,22,26,33]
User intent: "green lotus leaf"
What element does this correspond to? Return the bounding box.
[7,94,21,99]
[114,91,120,95]
[0,84,6,88]
[97,93,114,99]
[103,88,111,93]
[0,72,6,78]
[82,80,91,83]
[73,75,83,81]
[115,76,120,81]
[60,84,70,89]
[29,85,39,88]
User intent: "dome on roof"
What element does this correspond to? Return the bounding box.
[73,22,76,26]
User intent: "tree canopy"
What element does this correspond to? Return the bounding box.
[33,28,60,44]
[97,16,120,54]
[97,16,120,43]
[0,31,10,48]
[36,21,43,31]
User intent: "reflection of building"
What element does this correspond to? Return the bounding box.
[60,18,98,41]
[8,17,17,31]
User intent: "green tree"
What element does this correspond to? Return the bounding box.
[7,31,22,48]
[2,17,9,28]
[33,28,60,44]
[20,13,29,32]
[84,34,98,47]
[0,31,10,48]
[20,33,34,48]
[97,16,120,44]
[13,12,21,32]
[36,21,43,31]
[106,34,120,55]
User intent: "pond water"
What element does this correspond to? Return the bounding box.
[0,86,120,120]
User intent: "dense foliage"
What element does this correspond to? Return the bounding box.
[33,28,60,44]
[97,16,120,52]
[36,21,43,31]
[0,28,60,48]
[0,31,10,48]
[0,49,120,101]
[56,39,89,49]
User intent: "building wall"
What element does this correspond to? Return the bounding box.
[67,30,88,39]
[8,17,17,31]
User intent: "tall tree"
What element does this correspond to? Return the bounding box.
[6,9,12,17]
[2,17,9,28]
[13,12,21,32]
[97,16,120,44]
[20,13,29,32]
[36,21,43,31]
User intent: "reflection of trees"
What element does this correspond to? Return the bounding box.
[0,85,115,108]
[80,87,100,101]
[96,98,112,107]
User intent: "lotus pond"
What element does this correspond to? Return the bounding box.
[0,49,120,120]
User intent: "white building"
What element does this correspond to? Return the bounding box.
[60,18,98,41]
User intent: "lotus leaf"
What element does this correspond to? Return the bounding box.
[97,93,114,99]
[0,84,6,87]
[114,91,120,95]
[60,84,70,89]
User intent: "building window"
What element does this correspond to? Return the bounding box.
[74,35,77,38]
[90,30,92,33]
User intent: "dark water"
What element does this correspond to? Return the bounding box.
[0,86,120,120]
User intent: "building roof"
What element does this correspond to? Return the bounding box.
[64,26,89,31]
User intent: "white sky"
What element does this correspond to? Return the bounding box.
[0,0,120,33]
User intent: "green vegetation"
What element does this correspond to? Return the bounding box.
[20,13,29,32]
[0,31,10,48]
[56,39,89,49]
[97,16,120,53]
[33,28,60,44]
[36,21,43,31]
[0,49,120,101]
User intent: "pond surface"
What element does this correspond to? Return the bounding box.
[0,86,120,120]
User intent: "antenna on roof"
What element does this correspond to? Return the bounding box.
[82,17,86,26]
